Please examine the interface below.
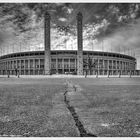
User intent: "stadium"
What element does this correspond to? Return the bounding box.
[0,12,139,76]
[0,50,137,76]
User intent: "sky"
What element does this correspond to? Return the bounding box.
[0,3,140,69]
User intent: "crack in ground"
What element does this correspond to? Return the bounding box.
[64,83,97,137]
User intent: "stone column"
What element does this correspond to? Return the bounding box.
[124,62,126,74]
[44,12,51,75]
[16,60,17,69]
[116,60,117,75]
[103,60,105,75]
[19,60,21,75]
[107,60,109,77]
[28,59,30,75]
[112,60,113,75]
[117,61,118,74]
[56,58,58,74]
[120,61,122,75]
[12,61,14,75]
[126,62,128,74]
[24,60,25,75]
[62,59,64,74]
[75,59,77,72]
[38,59,40,75]
[33,59,35,75]
[127,62,129,74]
[69,59,70,72]
[98,59,99,75]
[77,12,83,75]
[128,62,130,71]
[122,61,124,75]
[5,62,7,75]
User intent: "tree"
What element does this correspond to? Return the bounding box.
[83,54,98,77]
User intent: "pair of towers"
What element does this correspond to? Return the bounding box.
[44,12,83,75]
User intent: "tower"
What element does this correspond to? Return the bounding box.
[77,12,83,75]
[44,12,51,75]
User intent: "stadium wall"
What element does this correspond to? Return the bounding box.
[0,50,138,75]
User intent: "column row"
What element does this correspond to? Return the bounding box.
[0,58,136,75]
[0,59,44,75]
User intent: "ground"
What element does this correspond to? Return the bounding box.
[0,77,79,137]
[69,77,140,137]
[0,75,140,137]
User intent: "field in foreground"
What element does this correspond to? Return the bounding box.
[0,76,140,137]
[69,77,140,137]
[0,78,78,136]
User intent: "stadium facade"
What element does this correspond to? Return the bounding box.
[0,12,138,76]
[0,50,137,75]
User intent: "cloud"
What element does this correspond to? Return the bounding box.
[100,19,140,53]
[58,17,67,22]
[67,8,73,14]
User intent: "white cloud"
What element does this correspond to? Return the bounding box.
[58,17,67,22]
[67,8,73,14]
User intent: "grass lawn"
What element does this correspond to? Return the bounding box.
[69,77,140,137]
[0,78,78,137]
[1,76,140,137]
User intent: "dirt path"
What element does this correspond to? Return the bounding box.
[65,80,97,137]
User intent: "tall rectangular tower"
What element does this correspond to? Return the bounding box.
[44,12,51,75]
[77,12,83,75]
